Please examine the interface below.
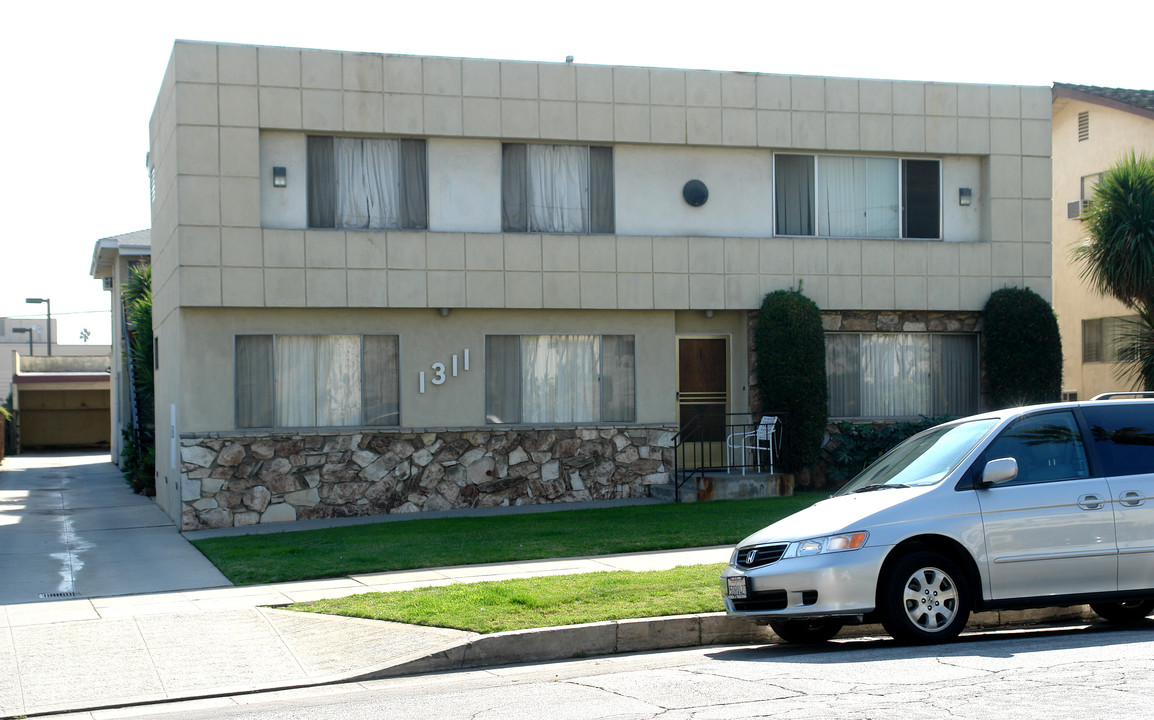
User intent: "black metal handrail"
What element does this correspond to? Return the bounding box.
[672,412,779,502]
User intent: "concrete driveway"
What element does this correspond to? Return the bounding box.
[0,452,230,604]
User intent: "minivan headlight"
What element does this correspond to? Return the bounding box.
[795,532,869,556]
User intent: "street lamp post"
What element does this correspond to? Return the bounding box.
[25,297,51,356]
[12,327,33,356]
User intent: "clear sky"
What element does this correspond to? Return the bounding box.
[2,0,1149,347]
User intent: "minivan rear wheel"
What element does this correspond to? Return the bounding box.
[1090,599,1154,624]
[768,619,844,644]
[879,551,970,644]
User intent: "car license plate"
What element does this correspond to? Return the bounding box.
[727,576,748,599]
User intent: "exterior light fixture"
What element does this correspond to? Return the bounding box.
[704,310,715,318]
[959,188,972,206]
[25,297,51,355]
[12,327,33,355]
[273,166,287,187]
[439,308,451,317]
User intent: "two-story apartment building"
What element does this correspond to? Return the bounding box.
[149,41,1051,530]
[1051,84,1154,400]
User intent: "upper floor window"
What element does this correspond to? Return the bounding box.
[307,136,427,230]
[236,334,399,429]
[501,144,615,234]
[826,333,979,419]
[775,154,941,240]
[485,334,635,424]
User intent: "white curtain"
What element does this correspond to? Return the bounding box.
[335,138,401,229]
[818,157,898,238]
[861,334,931,417]
[316,335,362,426]
[522,334,599,423]
[527,145,589,233]
[275,336,318,427]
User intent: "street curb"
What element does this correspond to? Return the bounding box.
[348,605,1100,680]
[2,605,1101,719]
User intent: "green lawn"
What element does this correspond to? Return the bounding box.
[193,493,824,585]
[289,564,728,633]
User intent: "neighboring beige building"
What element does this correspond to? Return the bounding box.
[1,317,58,401]
[10,353,111,450]
[1051,84,1154,400]
[90,229,152,465]
[146,40,1051,529]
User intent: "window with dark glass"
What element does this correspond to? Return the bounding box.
[1082,404,1154,477]
[980,411,1090,485]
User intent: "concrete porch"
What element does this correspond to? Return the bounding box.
[651,471,794,503]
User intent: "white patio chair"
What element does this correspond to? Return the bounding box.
[725,415,779,474]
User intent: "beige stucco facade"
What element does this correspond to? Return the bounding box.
[147,40,1051,527]
[1051,87,1154,399]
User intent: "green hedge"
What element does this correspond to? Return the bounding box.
[983,287,1062,408]
[754,289,828,469]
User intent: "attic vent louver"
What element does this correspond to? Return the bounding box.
[1078,111,1089,142]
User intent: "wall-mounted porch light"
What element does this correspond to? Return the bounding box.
[959,187,972,206]
[273,166,287,187]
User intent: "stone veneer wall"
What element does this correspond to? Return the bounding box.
[179,425,677,530]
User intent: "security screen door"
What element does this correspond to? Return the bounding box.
[676,337,728,469]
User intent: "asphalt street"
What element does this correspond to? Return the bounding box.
[51,622,1154,720]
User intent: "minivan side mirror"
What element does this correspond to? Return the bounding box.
[981,457,1018,487]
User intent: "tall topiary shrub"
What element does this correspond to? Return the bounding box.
[755,288,828,469]
[983,287,1062,408]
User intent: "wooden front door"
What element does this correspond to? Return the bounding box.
[677,337,728,469]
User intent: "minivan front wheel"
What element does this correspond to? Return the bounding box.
[1090,599,1154,624]
[880,551,970,644]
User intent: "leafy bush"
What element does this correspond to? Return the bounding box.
[754,288,828,469]
[825,416,952,485]
[120,264,155,494]
[983,287,1062,408]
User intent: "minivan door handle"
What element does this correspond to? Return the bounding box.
[1120,491,1145,508]
[1078,494,1105,510]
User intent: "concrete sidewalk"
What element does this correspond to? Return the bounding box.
[0,546,738,718]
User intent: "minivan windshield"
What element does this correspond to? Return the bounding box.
[835,419,1000,496]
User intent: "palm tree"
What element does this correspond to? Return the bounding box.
[1075,152,1154,390]
[1116,307,1154,391]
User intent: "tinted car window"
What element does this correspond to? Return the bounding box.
[1082,403,1154,477]
[982,411,1089,485]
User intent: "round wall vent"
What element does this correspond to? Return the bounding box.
[682,179,708,207]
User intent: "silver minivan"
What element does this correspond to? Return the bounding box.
[721,396,1154,644]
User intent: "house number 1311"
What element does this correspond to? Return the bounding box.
[419,349,470,393]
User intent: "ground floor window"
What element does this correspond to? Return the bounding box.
[235,334,399,428]
[826,333,979,418]
[1082,315,1137,363]
[485,334,635,424]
